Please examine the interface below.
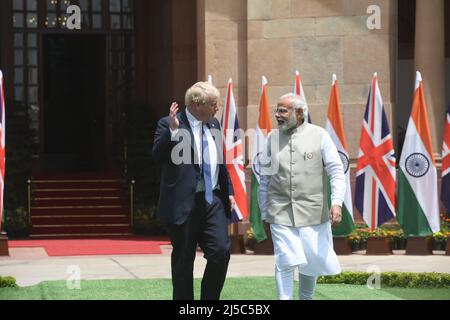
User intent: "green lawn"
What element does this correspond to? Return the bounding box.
[0,277,449,300]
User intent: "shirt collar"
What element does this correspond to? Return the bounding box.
[289,120,307,135]
[185,108,202,127]
[298,120,307,130]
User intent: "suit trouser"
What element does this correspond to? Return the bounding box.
[167,191,230,300]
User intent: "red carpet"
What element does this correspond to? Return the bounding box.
[8,237,171,256]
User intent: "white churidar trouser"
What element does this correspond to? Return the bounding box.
[275,269,317,300]
[270,221,341,300]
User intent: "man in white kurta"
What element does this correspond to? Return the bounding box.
[258,93,346,300]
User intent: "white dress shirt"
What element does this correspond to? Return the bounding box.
[170,108,219,190]
[258,128,346,220]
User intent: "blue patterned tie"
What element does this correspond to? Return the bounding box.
[202,124,213,205]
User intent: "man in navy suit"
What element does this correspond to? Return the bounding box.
[152,81,235,300]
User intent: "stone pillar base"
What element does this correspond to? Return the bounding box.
[406,236,433,255]
[229,234,245,254]
[0,232,9,256]
[333,236,352,255]
[366,236,393,255]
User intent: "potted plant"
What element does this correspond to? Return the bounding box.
[432,231,446,251]
[244,228,256,252]
[392,229,406,250]
[5,207,30,239]
[333,235,353,255]
[405,234,433,255]
[446,232,450,256]
[347,233,361,252]
[439,214,450,255]
[356,227,372,251]
[343,229,361,252]
[365,228,393,255]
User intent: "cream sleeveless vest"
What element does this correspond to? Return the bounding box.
[265,122,329,227]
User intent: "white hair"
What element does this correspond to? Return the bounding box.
[279,93,308,120]
[185,81,220,107]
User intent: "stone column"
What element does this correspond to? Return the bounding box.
[414,0,445,155]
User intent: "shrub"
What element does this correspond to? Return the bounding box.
[0,276,17,288]
[432,231,446,241]
[317,272,450,288]
[5,207,30,238]
[132,205,167,236]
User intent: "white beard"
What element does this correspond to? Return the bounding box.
[279,114,298,133]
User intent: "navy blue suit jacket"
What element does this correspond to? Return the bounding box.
[152,108,234,224]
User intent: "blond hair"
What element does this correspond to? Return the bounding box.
[185,81,220,107]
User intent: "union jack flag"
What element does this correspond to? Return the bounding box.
[221,78,248,222]
[442,104,450,213]
[355,73,396,230]
[0,71,5,230]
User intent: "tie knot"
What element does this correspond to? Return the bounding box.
[202,123,211,135]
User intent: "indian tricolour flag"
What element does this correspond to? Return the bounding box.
[326,74,355,235]
[294,70,311,123]
[397,71,440,236]
[250,76,272,242]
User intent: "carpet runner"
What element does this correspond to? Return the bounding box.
[9,237,171,256]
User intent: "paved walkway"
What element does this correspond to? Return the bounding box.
[0,245,449,287]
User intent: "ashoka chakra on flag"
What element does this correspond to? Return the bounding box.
[405,153,430,178]
[338,151,350,174]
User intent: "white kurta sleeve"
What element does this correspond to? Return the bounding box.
[257,132,274,221]
[258,175,271,221]
[321,131,346,207]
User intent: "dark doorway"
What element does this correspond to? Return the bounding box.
[43,34,106,172]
